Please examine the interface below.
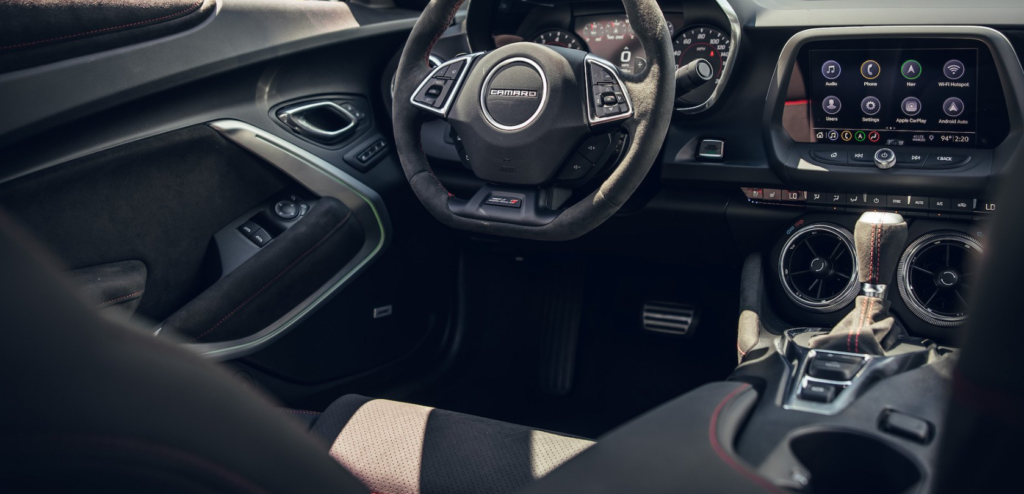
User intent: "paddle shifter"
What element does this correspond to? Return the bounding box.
[810,212,908,355]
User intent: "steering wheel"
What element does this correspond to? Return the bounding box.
[392,0,675,241]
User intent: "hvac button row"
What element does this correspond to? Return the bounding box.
[807,193,974,212]
[809,150,971,169]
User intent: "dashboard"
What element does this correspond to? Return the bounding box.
[418,0,1024,343]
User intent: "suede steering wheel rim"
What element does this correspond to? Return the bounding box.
[392,0,675,241]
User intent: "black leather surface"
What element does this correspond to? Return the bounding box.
[0,0,214,73]
[65,260,148,318]
[0,213,368,494]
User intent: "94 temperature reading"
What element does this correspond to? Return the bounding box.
[940,134,971,143]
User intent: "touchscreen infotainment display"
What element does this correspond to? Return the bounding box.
[806,48,979,147]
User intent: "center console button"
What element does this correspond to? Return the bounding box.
[847,193,865,206]
[908,196,929,209]
[887,195,909,208]
[874,148,896,169]
[925,154,971,168]
[952,199,975,212]
[800,382,838,403]
[811,150,847,164]
[764,189,782,201]
[929,197,951,210]
[866,194,886,207]
[808,353,865,381]
[849,150,874,163]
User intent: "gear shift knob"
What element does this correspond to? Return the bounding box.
[810,212,908,355]
[853,212,909,296]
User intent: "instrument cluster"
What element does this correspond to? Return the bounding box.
[529,13,732,107]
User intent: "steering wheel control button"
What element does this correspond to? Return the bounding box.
[901,97,922,116]
[238,221,260,238]
[559,154,594,180]
[901,60,922,80]
[438,59,466,79]
[860,60,880,80]
[874,148,896,169]
[821,60,841,80]
[587,58,633,124]
[411,54,477,116]
[250,229,272,247]
[943,97,965,117]
[808,353,865,381]
[943,59,965,80]
[799,382,837,404]
[482,57,547,130]
[484,195,523,208]
[925,153,970,168]
[274,200,299,220]
[861,96,881,115]
[811,150,847,164]
[822,96,841,115]
[578,134,612,163]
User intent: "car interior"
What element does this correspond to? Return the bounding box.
[2,0,1023,492]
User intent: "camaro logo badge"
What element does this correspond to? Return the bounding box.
[490,89,538,98]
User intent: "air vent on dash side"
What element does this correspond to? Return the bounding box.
[779,223,859,313]
[897,231,983,327]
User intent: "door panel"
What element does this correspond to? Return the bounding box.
[0,125,289,322]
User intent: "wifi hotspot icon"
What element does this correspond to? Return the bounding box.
[944,60,965,80]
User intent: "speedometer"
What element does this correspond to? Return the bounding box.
[532,29,585,51]
[673,26,731,106]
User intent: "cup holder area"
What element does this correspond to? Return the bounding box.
[790,430,922,494]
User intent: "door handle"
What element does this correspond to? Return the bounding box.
[277,101,357,143]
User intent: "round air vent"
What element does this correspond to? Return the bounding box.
[779,223,859,313]
[897,231,983,327]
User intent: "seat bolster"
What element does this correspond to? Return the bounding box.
[312,395,595,494]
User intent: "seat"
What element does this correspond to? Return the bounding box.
[0,214,590,494]
[305,395,593,494]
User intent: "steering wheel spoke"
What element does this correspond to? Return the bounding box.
[410,53,480,119]
[584,56,635,127]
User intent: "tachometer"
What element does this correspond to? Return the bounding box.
[532,29,585,51]
[673,26,731,106]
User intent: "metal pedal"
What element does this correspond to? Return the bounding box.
[642,302,699,336]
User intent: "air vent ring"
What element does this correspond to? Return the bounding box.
[897,231,983,327]
[779,223,859,313]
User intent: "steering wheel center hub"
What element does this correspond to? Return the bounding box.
[481,57,548,130]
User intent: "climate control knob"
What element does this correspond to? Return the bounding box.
[874,148,896,169]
